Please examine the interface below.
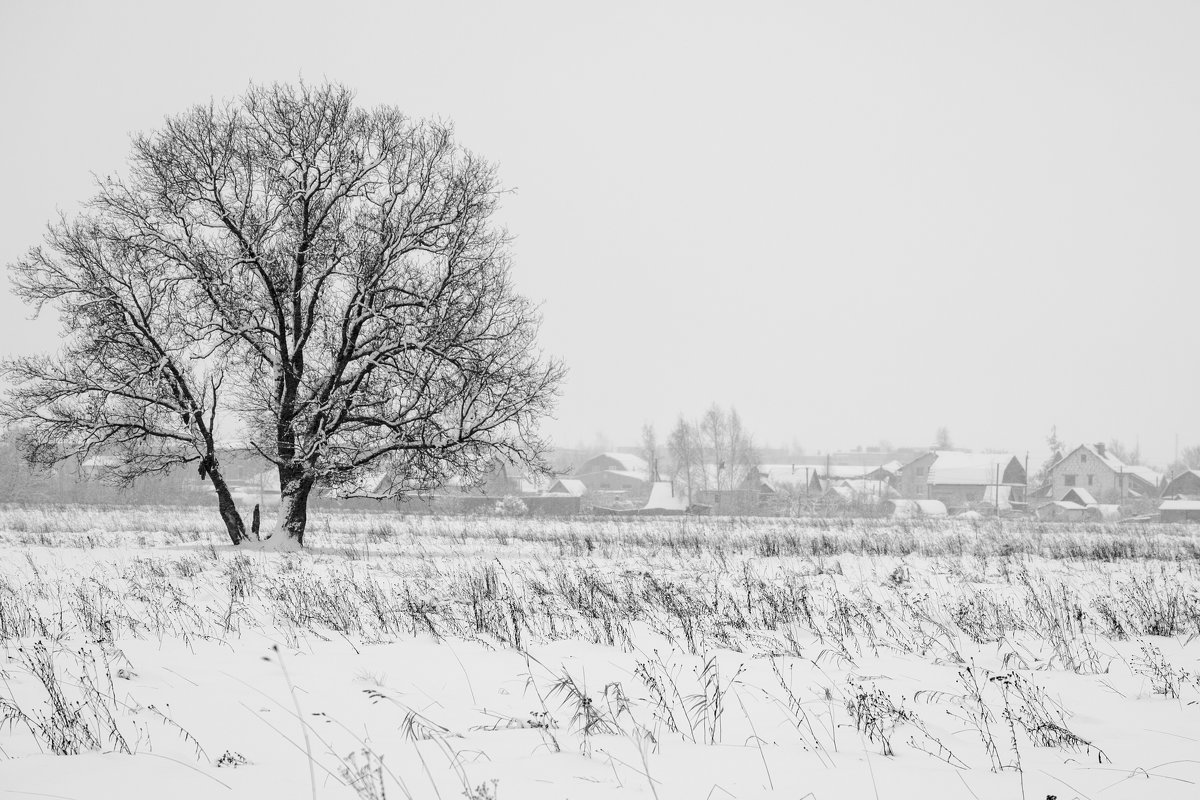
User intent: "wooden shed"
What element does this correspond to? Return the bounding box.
[1159,500,1200,523]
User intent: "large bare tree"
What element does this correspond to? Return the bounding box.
[3,220,250,543]
[3,82,564,547]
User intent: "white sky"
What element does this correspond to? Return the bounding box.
[2,0,1198,466]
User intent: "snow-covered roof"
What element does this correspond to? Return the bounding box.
[835,478,898,500]
[601,452,648,472]
[1060,487,1097,506]
[926,452,1021,486]
[1159,499,1200,511]
[575,469,648,483]
[1087,504,1121,521]
[548,478,587,496]
[823,485,854,502]
[1122,465,1163,487]
[574,452,650,476]
[1042,500,1086,511]
[1079,443,1127,473]
[80,455,122,468]
[643,481,689,512]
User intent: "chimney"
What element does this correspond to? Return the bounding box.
[1094,442,1106,457]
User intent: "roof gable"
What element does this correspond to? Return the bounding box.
[575,452,650,476]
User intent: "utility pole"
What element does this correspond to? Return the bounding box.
[995,463,1001,516]
[1023,452,1029,505]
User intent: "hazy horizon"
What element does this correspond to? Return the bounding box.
[3,0,1198,467]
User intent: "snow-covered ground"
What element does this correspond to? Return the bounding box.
[1,508,1198,799]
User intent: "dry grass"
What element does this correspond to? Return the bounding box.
[1,505,1198,795]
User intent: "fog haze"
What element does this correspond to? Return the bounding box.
[3,0,1197,464]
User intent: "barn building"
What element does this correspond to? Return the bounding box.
[898,451,1026,509]
[1161,469,1200,499]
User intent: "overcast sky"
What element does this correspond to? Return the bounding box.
[2,0,1198,466]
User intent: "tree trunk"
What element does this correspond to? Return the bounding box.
[271,466,314,548]
[208,468,247,545]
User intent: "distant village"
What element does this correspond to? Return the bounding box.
[465,442,1200,524]
[3,433,1199,524]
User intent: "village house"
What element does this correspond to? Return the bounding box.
[898,452,937,498]
[1044,443,1162,502]
[898,451,1027,509]
[1161,469,1200,498]
[744,462,900,497]
[1036,500,1088,522]
[571,451,651,492]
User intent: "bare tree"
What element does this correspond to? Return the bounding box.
[1035,425,1066,486]
[666,416,699,498]
[640,423,658,482]
[935,426,953,450]
[1107,439,1141,465]
[700,404,727,489]
[668,404,757,495]
[2,220,249,543]
[1168,444,1200,475]
[1184,445,1200,469]
[725,407,757,489]
[4,82,564,547]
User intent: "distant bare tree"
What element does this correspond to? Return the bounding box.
[1107,439,1141,465]
[1168,444,1200,475]
[669,404,757,494]
[935,426,953,450]
[641,423,658,481]
[1035,425,1067,486]
[666,416,699,498]
[699,404,727,489]
[3,82,564,547]
[724,407,757,489]
[1184,445,1200,469]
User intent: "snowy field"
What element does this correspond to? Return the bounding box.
[1,507,1198,799]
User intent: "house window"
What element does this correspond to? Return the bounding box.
[1088,475,1094,486]
[1081,454,1087,463]
[1065,475,1077,486]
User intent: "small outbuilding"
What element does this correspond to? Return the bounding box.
[547,478,587,497]
[1035,501,1087,522]
[636,481,690,515]
[1159,499,1200,523]
[884,499,948,518]
[1060,487,1098,507]
[1085,504,1121,522]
